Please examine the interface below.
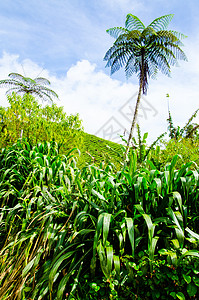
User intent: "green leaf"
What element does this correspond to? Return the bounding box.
[170,292,176,298]
[106,27,128,39]
[149,14,174,31]
[187,283,197,297]
[91,189,106,201]
[49,251,74,292]
[185,227,199,240]
[193,276,199,287]
[125,14,145,31]
[22,257,36,278]
[176,292,185,300]
[142,213,155,243]
[149,236,159,262]
[106,246,113,275]
[182,274,191,284]
[113,255,120,275]
[172,191,183,214]
[125,217,134,257]
[97,240,108,277]
[171,239,180,249]
[103,213,111,245]
[178,250,199,265]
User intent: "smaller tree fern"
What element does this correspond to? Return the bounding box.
[0,73,59,102]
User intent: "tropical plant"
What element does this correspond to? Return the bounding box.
[104,13,187,158]
[0,72,59,102]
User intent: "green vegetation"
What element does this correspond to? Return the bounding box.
[0,138,198,300]
[0,92,125,169]
[0,92,84,153]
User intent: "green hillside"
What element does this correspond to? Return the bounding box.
[77,132,124,168]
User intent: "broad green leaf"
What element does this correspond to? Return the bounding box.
[193,276,199,287]
[154,178,161,195]
[187,283,197,297]
[143,213,155,243]
[49,251,74,291]
[93,214,104,256]
[170,292,176,298]
[185,227,199,240]
[97,240,108,277]
[171,239,180,249]
[91,189,106,201]
[106,245,113,275]
[113,255,120,275]
[149,236,159,262]
[172,191,183,214]
[103,213,111,245]
[178,250,199,265]
[125,217,134,257]
[167,207,184,248]
[176,292,185,300]
[182,274,191,284]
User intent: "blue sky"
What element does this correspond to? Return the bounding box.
[0,0,198,142]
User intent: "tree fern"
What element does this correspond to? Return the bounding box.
[104,13,187,159]
[0,73,58,102]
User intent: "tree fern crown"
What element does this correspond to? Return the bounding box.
[104,14,187,95]
[0,73,59,102]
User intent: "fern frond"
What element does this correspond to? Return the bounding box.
[34,77,51,86]
[127,30,142,40]
[125,14,145,31]
[104,42,132,74]
[8,73,25,81]
[170,30,187,40]
[106,27,128,39]
[149,14,174,31]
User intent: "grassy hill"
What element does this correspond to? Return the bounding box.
[77,132,124,168]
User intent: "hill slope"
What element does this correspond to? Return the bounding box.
[77,132,124,167]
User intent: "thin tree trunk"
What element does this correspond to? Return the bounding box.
[124,61,145,161]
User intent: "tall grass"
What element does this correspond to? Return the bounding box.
[0,139,198,299]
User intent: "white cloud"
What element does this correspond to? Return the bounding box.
[0,50,198,144]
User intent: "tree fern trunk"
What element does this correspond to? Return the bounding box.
[124,62,145,161]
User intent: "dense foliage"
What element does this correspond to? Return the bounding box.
[0,139,198,299]
[0,92,84,154]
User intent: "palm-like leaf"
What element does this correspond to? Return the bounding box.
[148,14,174,31]
[106,27,128,39]
[125,14,145,31]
